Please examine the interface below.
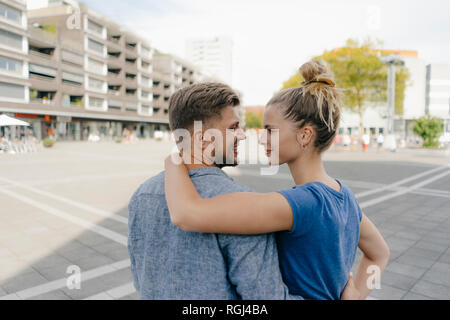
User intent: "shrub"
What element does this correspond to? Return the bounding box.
[412,115,444,148]
[43,138,55,148]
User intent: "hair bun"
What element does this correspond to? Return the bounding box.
[299,60,335,87]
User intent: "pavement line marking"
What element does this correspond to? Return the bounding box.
[63,151,167,165]
[0,176,128,225]
[83,282,136,300]
[0,187,128,245]
[355,165,448,199]
[359,169,450,209]
[227,167,450,198]
[409,190,450,199]
[0,259,130,300]
[17,171,153,188]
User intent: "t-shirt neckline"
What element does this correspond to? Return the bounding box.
[305,179,344,198]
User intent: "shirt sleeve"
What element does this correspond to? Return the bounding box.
[278,186,323,236]
[217,233,303,300]
[127,192,142,293]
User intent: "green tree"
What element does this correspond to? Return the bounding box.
[412,115,444,148]
[281,38,410,136]
[245,112,263,129]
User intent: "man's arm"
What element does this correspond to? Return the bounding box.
[217,232,303,300]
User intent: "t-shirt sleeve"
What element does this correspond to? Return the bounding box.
[278,186,323,236]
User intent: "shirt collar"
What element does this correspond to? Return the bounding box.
[188,166,232,180]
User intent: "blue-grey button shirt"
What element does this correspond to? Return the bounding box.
[128,166,302,300]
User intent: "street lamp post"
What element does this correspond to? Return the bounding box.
[381,54,405,151]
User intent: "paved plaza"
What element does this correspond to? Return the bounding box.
[0,139,449,300]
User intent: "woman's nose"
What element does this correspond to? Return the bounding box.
[258,130,268,146]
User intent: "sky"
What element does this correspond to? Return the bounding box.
[28,0,450,106]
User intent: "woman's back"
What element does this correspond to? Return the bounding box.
[276,180,362,300]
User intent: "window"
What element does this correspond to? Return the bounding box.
[141,46,150,57]
[108,100,122,109]
[126,103,137,110]
[141,104,153,115]
[141,75,150,86]
[89,96,104,108]
[87,19,103,35]
[141,90,150,99]
[29,89,55,103]
[0,81,24,99]
[0,3,21,23]
[29,64,57,78]
[88,38,104,54]
[61,50,83,66]
[88,77,104,90]
[0,29,22,49]
[62,71,83,85]
[0,55,22,74]
[62,94,83,107]
[87,58,104,74]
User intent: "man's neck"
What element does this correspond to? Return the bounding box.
[185,156,218,171]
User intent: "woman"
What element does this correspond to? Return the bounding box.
[164,60,390,300]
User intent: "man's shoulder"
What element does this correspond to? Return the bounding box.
[129,168,254,204]
[131,171,165,201]
[191,170,254,198]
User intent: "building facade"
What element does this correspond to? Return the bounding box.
[0,0,208,141]
[185,36,233,85]
[338,50,450,143]
[0,0,30,140]
[426,64,450,141]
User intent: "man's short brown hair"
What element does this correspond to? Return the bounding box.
[168,82,240,131]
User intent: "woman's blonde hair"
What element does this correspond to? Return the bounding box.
[267,60,342,152]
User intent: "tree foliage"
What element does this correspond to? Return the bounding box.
[245,112,263,129]
[280,38,410,134]
[412,115,444,148]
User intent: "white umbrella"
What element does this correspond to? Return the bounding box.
[0,114,30,127]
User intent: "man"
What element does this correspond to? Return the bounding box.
[128,83,356,300]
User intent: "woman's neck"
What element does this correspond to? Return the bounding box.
[288,151,336,188]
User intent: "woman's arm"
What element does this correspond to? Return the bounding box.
[354,213,390,299]
[164,155,293,234]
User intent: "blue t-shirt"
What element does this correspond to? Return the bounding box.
[277,179,362,300]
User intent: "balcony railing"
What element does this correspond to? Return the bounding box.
[30,98,55,105]
[108,89,121,96]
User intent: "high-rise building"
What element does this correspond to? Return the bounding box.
[0,0,208,141]
[185,36,232,85]
[426,63,450,142]
[0,0,29,109]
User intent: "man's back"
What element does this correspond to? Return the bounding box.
[128,166,296,300]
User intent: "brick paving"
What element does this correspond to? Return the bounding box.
[0,140,449,300]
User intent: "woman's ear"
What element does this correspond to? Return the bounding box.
[296,126,314,149]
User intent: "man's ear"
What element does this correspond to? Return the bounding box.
[192,129,210,151]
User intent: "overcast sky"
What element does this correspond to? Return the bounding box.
[29,0,450,106]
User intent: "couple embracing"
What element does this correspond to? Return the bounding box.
[127,60,390,300]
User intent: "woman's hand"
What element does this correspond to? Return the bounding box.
[164,152,200,229]
[164,152,185,170]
